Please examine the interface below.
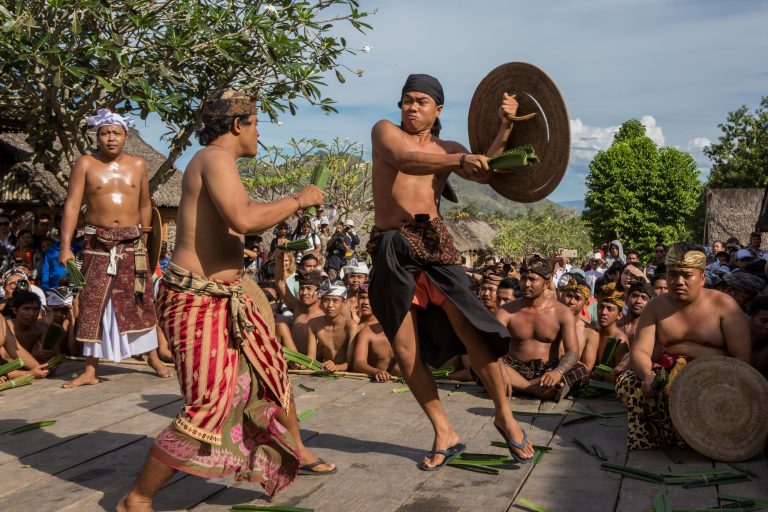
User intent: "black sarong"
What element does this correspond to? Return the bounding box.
[368,225,509,367]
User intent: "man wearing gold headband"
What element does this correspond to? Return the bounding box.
[558,277,599,385]
[592,281,629,378]
[497,255,581,401]
[616,242,751,451]
[120,90,328,510]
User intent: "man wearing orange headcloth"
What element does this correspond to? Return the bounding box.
[616,241,751,450]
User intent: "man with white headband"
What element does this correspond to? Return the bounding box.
[59,108,170,387]
[307,279,358,373]
[340,258,369,321]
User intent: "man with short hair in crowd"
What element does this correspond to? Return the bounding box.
[496,255,581,400]
[711,240,725,254]
[625,249,640,264]
[593,282,628,374]
[274,259,324,355]
[5,290,56,363]
[307,280,358,372]
[557,277,598,388]
[617,242,750,450]
[478,273,503,314]
[351,300,400,382]
[651,266,668,295]
[340,258,369,321]
[618,281,656,342]
[748,231,764,259]
[32,213,52,252]
[496,278,518,308]
[646,244,665,277]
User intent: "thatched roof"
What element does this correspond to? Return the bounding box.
[705,188,765,245]
[0,129,182,208]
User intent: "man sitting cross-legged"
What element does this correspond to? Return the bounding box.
[306,280,358,372]
[0,310,49,382]
[616,242,751,450]
[5,290,58,364]
[274,260,324,356]
[351,304,401,382]
[557,277,598,391]
[496,255,581,401]
[592,282,629,380]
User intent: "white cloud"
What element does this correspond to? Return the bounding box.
[687,137,712,169]
[687,137,711,151]
[569,115,666,164]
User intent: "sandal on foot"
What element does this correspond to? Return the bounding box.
[417,442,466,472]
[299,458,337,475]
[493,423,533,464]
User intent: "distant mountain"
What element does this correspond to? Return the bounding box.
[557,200,585,212]
[445,176,571,217]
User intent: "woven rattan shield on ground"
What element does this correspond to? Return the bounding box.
[242,273,276,335]
[668,355,768,462]
[468,62,570,203]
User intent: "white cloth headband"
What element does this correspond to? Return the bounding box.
[320,279,347,299]
[86,108,133,132]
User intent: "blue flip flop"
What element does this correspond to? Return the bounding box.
[494,423,533,464]
[417,442,466,471]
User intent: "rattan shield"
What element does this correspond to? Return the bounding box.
[147,207,163,272]
[668,356,768,462]
[468,62,570,202]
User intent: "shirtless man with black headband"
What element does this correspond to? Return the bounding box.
[367,74,534,470]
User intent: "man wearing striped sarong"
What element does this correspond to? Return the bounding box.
[118,90,327,511]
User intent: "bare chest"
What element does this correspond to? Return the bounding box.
[508,310,561,343]
[656,309,725,348]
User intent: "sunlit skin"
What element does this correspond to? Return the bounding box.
[597,302,621,329]
[627,291,650,318]
[357,292,377,326]
[7,301,57,363]
[630,264,751,397]
[298,257,318,274]
[496,287,515,308]
[478,283,498,312]
[344,273,366,293]
[371,88,535,466]
[497,271,580,400]
[3,273,27,299]
[307,295,358,372]
[352,322,401,381]
[712,241,725,254]
[559,290,599,371]
[593,301,628,377]
[121,105,329,509]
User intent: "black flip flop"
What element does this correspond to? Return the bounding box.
[417,442,466,471]
[494,423,533,464]
[298,458,337,475]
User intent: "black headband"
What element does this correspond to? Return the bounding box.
[398,74,444,136]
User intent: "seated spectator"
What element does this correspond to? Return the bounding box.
[287,252,319,296]
[651,265,668,295]
[5,290,57,363]
[496,278,519,308]
[734,248,755,270]
[646,244,665,277]
[478,274,503,314]
[14,229,36,275]
[749,296,768,374]
[616,242,750,450]
[593,282,628,377]
[356,287,376,326]
[0,316,48,382]
[306,280,358,373]
[0,267,46,316]
[340,259,369,321]
[496,255,581,401]
[722,271,766,311]
[625,249,640,264]
[274,253,323,355]
[45,286,78,356]
[557,278,597,390]
[351,303,400,382]
[32,213,52,251]
[711,239,725,254]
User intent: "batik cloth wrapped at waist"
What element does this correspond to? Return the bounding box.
[652,352,693,370]
[76,224,155,343]
[160,262,290,446]
[367,217,509,367]
[501,356,590,390]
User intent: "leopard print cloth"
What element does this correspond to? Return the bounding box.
[615,370,686,450]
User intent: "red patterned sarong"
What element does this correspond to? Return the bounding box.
[151,262,297,495]
[76,224,156,343]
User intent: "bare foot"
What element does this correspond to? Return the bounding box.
[63,372,101,388]
[421,429,461,469]
[146,351,173,378]
[116,494,153,512]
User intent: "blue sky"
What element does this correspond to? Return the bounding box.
[137,0,768,203]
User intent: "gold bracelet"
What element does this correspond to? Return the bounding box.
[142,227,153,233]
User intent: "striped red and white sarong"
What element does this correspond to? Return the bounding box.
[151,262,297,495]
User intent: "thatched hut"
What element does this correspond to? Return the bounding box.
[705,188,767,246]
[0,128,182,244]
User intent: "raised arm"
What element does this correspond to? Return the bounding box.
[371,120,489,180]
[485,93,517,157]
[272,249,299,312]
[201,151,323,234]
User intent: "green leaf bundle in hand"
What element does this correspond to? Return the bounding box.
[304,165,330,218]
[66,260,86,289]
[0,375,34,391]
[0,358,25,377]
[282,347,323,372]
